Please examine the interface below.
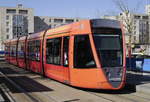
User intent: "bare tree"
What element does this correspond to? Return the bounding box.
[112,0,143,57]
[95,8,118,19]
[112,0,144,71]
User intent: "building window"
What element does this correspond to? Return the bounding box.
[134,26,136,30]
[134,36,136,41]
[142,16,148,19]
[54,19,63,23]
[6,28,9,33]
[65,19,74,23]
[6,22,9,26]
[49,19,51,22]
[6,9,16,14]
[134,16,141,19]
[19,10,28,14]
[6,15,9,20]
[6,35,9,39]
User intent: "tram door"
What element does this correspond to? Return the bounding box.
[62,36,70,83]
[45,36,70,83]
[69,35,98,87]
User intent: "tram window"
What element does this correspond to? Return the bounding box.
[35,40,40,61]
[74,35,96,68]
[53,38,61,65]
[46,38,62,65]
[46,39,53,64]
[18,42,24,59]
[28,41,35,60]
[63,36,69,67]
[28,40,40,61]
[5,45,9,56]
[10,45,16,57]
[10,46,12,57]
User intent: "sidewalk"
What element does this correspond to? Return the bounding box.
[136,83,150,94]
[126,71,150,94]
[136,73,150,94]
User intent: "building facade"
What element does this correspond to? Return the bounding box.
[34,16,82,33]
[102,7,150,55]
[0,4,34,50]
[145,5,150,15]
[133,14,149,44]
[103,13,149,44]
[0,4,84,51]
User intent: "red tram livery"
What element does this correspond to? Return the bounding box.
[4,19,126,90]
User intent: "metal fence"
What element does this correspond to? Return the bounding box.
[126,57,150,72]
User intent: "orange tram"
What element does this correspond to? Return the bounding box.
[4,19,126,90]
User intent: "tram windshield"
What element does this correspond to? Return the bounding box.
[93,28,123,67]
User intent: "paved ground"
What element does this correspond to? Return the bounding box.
[0,61,150,102]
[126,70,150,94]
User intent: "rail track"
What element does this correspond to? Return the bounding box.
[0,61,150,102]
[0,72,58,102]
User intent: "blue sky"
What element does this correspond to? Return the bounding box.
[0,0,149,18]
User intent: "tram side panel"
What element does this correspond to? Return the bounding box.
[17,37,26,69]
[44,31,70,83]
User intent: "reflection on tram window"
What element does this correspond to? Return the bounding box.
[74,35,96,68]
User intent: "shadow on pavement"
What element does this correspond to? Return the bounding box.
[126,71,150,85]
[0,76,54,93]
